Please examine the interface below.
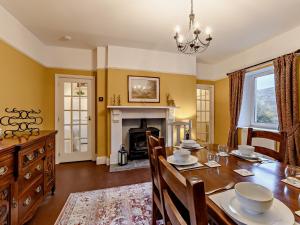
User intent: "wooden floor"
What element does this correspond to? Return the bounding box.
[25,161,151,225]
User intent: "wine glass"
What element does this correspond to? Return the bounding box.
[284,165,300,184]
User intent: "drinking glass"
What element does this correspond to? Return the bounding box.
[218,144,229,156]
[284,165,300,184]
[207,151,219,163]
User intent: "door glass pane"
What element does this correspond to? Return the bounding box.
[72,97,80,110]
[64,111,71,124]
[80,139,88,152]
[80,125,88,138]
[64,125,71,139]
[64,97,71,110]
[80,97,88,110]
[72,111,80,124]
[81,111,88,124]
[64,83,71,96]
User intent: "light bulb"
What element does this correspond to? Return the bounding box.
[205,27,212,35]
[194,21,200,30]
[175,25,180,33]
[178,35,184,43]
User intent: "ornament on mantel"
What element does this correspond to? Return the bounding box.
[111,94,116,106]
[166,94,176,107]
[117,95,121,106]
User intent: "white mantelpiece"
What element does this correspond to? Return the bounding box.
[108,106,176,164]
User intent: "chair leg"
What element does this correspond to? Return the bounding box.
[152,198,159,225]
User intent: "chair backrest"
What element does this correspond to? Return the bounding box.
[246,128,287,162]
[157,151,208,225]
[146,131,166,185]
[146,131,166,210]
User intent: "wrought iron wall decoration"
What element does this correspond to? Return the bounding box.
[0,108,43,137]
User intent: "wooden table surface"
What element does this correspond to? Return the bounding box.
[166,145,300,224]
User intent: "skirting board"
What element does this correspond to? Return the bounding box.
[96,156,110,165]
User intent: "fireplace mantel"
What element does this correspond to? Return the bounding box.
[108,105,176,164]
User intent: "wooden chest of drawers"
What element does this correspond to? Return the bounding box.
[0,131,57,225]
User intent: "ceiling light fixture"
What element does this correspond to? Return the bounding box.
[174,0,212,54]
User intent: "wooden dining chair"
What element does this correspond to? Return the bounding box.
[146,131,166,225]
[246,128,287,162]
[157,149,208,225]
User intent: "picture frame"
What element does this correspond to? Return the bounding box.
[128,76,160,103]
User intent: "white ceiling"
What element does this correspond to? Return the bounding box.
[1,0,300,63]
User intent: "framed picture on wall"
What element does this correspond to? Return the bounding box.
[128,76,160,103]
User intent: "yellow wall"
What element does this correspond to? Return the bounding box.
[197,80,215,85]
[106,68,197,155]
[96,69,107,157]
[0,39,197,158]
[214,78,230,144]
[0,40,50,129]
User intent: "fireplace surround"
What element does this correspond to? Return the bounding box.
[107,106,176,164]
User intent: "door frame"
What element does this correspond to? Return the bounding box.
[55,74,96,164]
[196,84,214,144]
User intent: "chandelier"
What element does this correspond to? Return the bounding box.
[174,0,212,54]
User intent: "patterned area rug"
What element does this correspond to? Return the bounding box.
[55,182,153,225]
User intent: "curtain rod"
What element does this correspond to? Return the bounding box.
[226,49,300,75]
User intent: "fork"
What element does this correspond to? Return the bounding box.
[205,182,235,195]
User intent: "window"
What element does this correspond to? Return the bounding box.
[238,66,279,130]
[196,85,214,143]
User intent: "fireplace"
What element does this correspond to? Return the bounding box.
[128,119,159,160]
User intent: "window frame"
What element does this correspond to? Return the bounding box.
[248,66,279,130]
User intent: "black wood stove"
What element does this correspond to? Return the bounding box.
[128,119,159,160]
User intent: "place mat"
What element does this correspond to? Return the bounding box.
[230,151,275,163]
[205,161,221,168]
[281,178,300,188]
[234,169,254,177]
[175,162,205,171]
[209,190,298,225]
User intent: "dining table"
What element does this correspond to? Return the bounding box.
[166,144,300,225]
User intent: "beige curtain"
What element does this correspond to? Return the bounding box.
[274,53,300,165]
[227,70,246,148]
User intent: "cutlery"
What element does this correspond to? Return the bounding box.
[205,182,235,195]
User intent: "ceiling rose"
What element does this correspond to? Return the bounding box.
[174,0,213,55]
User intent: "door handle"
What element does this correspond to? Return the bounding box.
[88,116,91,121]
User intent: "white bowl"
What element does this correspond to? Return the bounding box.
[238,145,255,156]
[235,182,274,214]
[173,149,191,162]
[182,139,196,147]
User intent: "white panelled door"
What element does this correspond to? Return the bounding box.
[196,84,214,144]
[55,75,95,163]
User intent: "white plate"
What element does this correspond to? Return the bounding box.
[181,143,202,150]
[167,155,198,166]
[220,195,295,225]
[231,150,259,160]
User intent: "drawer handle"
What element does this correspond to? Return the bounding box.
[12,198,17,208]
[35,185,42,193]
[24,172,32,180]
[23,197,31,206]
[26,154,34,161]
[39,148,45,154]
[0,166,8,176]
[36,164,42,171]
